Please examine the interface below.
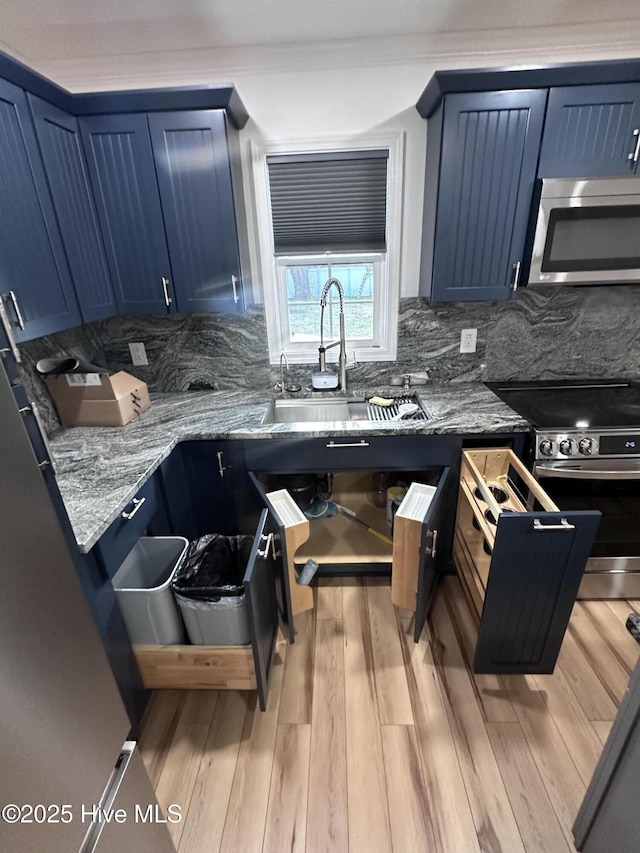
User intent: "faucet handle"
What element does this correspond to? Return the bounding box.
[345,350,359,370]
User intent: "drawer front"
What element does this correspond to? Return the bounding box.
[244,435,457,473]
[94,476,162,578]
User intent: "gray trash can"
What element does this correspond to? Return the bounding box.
[171,534,252,646]
[112,536,189,644]
[173,593,250,645]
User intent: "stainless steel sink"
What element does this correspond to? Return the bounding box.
[262,395,432,425]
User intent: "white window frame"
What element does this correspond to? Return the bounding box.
[250,132,404,365]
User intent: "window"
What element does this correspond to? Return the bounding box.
[251,133,403,365]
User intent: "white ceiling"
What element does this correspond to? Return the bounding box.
[1,0,639,59]
[1,0,639,90]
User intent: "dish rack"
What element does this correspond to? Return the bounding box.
[452,448,600,674]
[366,395,432,422]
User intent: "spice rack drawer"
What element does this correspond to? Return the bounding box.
[453,448,600,674]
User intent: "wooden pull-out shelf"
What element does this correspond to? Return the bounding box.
[453,448,600,674]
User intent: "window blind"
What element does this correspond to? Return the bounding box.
[267,150,388,255]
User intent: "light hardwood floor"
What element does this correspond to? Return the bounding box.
[139,577,640,852]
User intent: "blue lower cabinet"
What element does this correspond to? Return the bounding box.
[174,441,242,538]
[0,78,81,340]
[420,89,547,302]
[29,95,117,323]
[94,475,164,579]
[74,550,148,734]
[454,448,601,673]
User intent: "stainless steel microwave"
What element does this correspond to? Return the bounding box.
[528,177,640,286]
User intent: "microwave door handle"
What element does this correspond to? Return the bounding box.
[628,128,640,163]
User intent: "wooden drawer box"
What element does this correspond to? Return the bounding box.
[131,506,281,711]
[453,448,601,674]
[133,643,257,691]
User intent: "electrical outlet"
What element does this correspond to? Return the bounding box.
[460,328,477,354]
[129,342,149,366]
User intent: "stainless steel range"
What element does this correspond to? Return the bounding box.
[486,379,640,598]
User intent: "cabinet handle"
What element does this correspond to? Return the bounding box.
[429,529,438,558]
[31,402,57,474]
[121,496,146,520]
[80,741,135,853]
[0,295,22,363]
[161,276,172,307]
[8,290,25,330]
[533,518,575,531]
[231,275,239,304]
[628,129,640,163]
[217,450,225,477]
[19,402,56,473]
[511,261,521,293]
[257,532,277,559]
[325,440,370,448]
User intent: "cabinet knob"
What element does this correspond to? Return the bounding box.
[231,275,239,304]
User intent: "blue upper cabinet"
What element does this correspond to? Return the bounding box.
[0,78,81,341]
[538,84,640,178]
[79,113,175,315]
[29,96,117,324]
[148,111,245,313]
[80,110,247,317]
[421,89,547,302]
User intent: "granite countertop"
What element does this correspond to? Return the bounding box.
[49,383,529,554]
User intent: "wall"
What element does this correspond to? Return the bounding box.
[20,283,640,434]
[34,26,640,306]
[16,33,640,431]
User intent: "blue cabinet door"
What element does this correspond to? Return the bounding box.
[474,510,601,674]
[428,90,546,302]
[79,113,174,314]
[147,111,244,313]
[538,84,640,178]
[29,96,117,323]
[0,79,81,341]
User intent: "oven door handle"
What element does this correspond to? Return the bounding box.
[535,461,640,480]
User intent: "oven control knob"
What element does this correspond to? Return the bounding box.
[539,438,553,456]
[558,438,573,456]
[578,438,594,455]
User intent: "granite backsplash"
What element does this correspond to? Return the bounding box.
[19,284,640,434]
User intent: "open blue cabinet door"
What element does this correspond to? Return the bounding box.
[474,510,601,673]
[244,508,279,711]
[414,467,451,642]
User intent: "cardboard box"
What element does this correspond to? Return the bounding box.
[45,371,151,427]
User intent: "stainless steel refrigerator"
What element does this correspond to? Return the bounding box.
[0,312,175,851]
